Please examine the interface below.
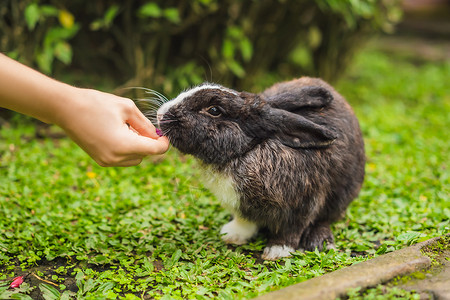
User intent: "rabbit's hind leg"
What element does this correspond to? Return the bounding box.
[262,229,303,260]
[299,221,335,252]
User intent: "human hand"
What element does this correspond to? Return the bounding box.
[0,53,168,166]
[58,88,169,167]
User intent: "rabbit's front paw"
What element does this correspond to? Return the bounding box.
[220,217,258,245]
[262,245,295,260]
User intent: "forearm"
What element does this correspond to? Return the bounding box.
[0,53,76,125]
[0,53,169,166]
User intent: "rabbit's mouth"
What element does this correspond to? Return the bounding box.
[155,128,164,137]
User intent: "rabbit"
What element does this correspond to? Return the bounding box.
[156,77,365,260]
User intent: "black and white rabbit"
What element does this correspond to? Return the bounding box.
[156,77,365,260]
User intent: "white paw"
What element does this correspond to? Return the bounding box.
[262,245,295,260]
[326,243,337,250]
[220,217,258,245]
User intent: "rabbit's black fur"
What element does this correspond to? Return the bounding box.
[157,77,365,260]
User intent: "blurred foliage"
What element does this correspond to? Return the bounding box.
[0,0,402,95]
[1,2,79,74]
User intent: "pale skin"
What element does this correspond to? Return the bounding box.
[0,53,169,167]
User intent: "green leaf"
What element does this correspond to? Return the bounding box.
[82,278,97,294]
[239,38,253,61]
[104,5,120,24]
[36,48,54,74]
[142,257,154,273]
[138,3,162,18]
[90,20,103,31]
[40,283,61,300]
[93,255,110,264]
[222,39,234,59]
[11,294,34,300]
[227,60,245,77]
[54,42,72,65]
[97,282,115,293]
[397,231,423,246]
[6,51,19,60]
[60,291,76,300]
[227,26,242,39]
[24,3,40,30]
[75,270,84,287]
[163,8,181,23]
[40,5,59,17]
[375,243,387,255]
[166,249,182,268]
[44,25,80,44]
[89,5,119,31]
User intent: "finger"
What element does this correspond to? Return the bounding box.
[126,135,170,156]
[126,105,160,139]
[112,158,144,167]
[95,152,145,167]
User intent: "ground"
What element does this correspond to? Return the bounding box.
[253,235,450,300]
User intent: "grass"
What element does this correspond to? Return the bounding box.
[421,234,450,266]
[1,46,449,299]
[344,231,450,299]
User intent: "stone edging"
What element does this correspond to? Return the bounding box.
[253,237,442,300]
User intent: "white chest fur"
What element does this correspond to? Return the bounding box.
[200,166,260,251]
[200,167,240,215]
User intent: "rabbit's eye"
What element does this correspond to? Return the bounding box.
[206,106,222,117]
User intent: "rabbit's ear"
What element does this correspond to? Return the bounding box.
[262,107,337,148]
[266,86,333,111]
[256,86,336,148]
